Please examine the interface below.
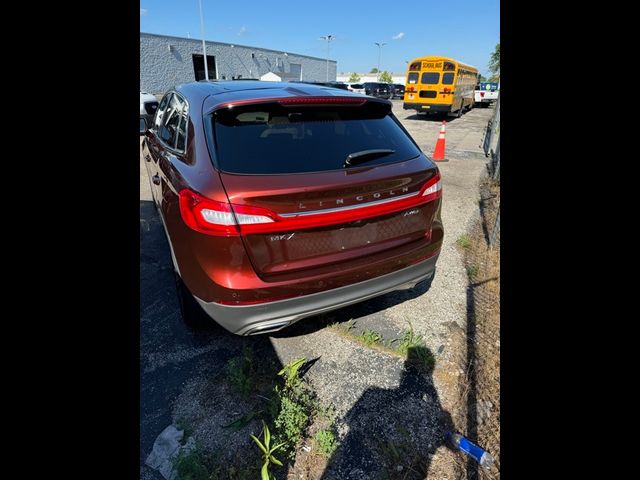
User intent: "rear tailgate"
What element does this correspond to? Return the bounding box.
[208,96,441,280]
[219,163,439,279]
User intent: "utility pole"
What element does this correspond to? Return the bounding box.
[198,0,209,81]
[375,42,387,77]
[319,34,334,81]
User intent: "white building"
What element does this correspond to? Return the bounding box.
[141,32,335,95]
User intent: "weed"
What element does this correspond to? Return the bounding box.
[359,329,383,346]
[456,234,472,249]
[466,264,479,278]
[172,448,209,480]
[274,395,309,456]
[250,421,285,480]
[277,357,305,391]
[222,410,262,432]
[374,434,401,464]
[227,347,254,398]
[390,325,435,370]
[314,429,338,457]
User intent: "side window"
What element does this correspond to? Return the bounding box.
[159,94,185,149]
[153,93,171,131]
[176,98,189,151]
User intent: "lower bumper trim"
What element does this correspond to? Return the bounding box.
[194,254,439,335]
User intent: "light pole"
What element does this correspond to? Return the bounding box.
[375,42,387,77]
[319,34,334,81]
[198,0,209,81]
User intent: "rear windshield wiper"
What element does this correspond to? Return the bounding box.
[344,149,395,168]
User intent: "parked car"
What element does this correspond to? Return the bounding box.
[140,91,159,126]
[347,83,366,94]
[140,81,443,335]
[474,82,499,107]
[389,84,405,99]
[362,82,391,99]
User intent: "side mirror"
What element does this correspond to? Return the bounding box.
[140,117,148,135]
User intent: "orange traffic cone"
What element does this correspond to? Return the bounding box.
[432,120,448,162]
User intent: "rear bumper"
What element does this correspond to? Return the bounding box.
[403,103,452,113]
[195,253,439,335]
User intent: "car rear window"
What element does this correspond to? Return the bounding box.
[209,102,421,174]
[442,73,454,85]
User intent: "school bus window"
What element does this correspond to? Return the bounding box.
[407,72,419,84]
[409,62,421,71]
[421,72,439,84]
[442,73,454,85]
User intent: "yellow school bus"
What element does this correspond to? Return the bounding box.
[403,56,478,116]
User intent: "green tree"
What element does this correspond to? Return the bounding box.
[347,72,361,82]
[477,74,487,82]
[378,70,393,83]
[488,43,500,80]
[369,67,379,73]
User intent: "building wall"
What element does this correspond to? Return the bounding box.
[141,33,337,95]
[337,74,406,84]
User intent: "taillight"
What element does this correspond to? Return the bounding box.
[179,189,275,236]
[420,173,442,203]
[179,174,442,236]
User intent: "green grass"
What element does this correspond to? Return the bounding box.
[392,325,435,370]
[314,429,338,457]
[359,329,383,346]
[456,234,472,249]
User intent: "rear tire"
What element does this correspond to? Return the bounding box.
[174,271,212,329]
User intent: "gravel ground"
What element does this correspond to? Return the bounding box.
[140,101,495,479]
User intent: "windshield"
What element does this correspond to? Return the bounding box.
[209,102,421,174]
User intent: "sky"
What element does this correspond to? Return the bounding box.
[140,0,499,77]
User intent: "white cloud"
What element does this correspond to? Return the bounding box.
[392,32,405,40]
[140,8,148,16]
[238,25,248,36]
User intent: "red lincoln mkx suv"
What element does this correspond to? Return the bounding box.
[140,81,443,335]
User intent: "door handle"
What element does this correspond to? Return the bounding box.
[152,174,161,185]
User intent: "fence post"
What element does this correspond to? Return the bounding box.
[482,120,493,157]
[490,203,500,249]
[492,136,500,180]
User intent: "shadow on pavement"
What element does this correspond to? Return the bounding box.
[319,346,453,479]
